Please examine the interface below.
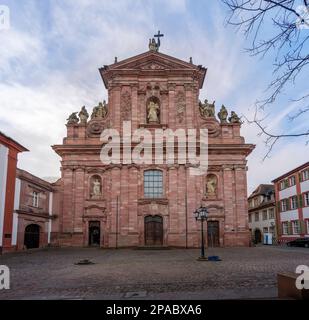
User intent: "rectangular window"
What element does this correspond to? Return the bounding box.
[144,170,163,198]
[307,220,309,233]
[268,208,274,219]
[248,214,252,223]
[292,220,300,234]
[289,176,296,186]
[262,210,268,220]
[304,193,309,207]
[281,199,288,212]
[255,212,259,222]
[32,191,39,207]
[282,222,289,235]
[280,181,285,190]
[302,169,309,181]
[263,227,268,233]
[290,196,298,210]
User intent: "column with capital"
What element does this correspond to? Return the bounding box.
[222,165,236,246]
[184,83,194,129]
[110,166,121,248]
[73,167,85,235]
[168,83,176,130]
[62,167,74,235]
[234,164,250,245]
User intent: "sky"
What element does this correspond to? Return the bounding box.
[0,0,308,193]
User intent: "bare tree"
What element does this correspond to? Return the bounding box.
[222,0,309,157]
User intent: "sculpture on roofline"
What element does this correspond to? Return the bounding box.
[78,106,89,124]
[66,112,79,125]
[229,111,242,124]
[91,100,108,119]
[217,105,228,123]
[199,99,216,118]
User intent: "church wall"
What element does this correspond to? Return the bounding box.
[52,49,254,249]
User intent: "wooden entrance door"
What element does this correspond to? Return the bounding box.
[89,221,100,246]
[207,221,220,247]
[24,224,40,249]
[145,215,163,246]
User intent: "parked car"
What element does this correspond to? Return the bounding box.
[286,238,309,248]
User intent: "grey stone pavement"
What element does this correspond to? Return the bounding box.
[0,245,309,300]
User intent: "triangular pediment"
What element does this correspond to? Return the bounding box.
[108,51,199,71]
[99,50,207,89]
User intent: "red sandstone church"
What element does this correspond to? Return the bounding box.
[52,37,255,248]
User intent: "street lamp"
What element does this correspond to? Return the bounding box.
[194,205,209,261]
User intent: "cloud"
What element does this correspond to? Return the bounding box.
[0,0,308,193]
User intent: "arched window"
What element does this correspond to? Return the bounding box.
[144,170,163,198]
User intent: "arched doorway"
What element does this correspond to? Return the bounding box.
[144,215,163,246]
[24,224,40,249]
[89,221,100,246]
[254,228,262,244]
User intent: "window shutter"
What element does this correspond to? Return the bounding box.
[300,220,306,234]
[277,222,282,237]
[295,196,298,209]
[288,221,292,235]
[277,201,281,213]
[299,195,303,208]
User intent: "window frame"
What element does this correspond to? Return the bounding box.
[268,208,275,219]
[32,191,39,208]
[282,221,289,235]
[290,196,298,210]
[292,220,300,234]
[143,169,164,199]
[281,199,288,212]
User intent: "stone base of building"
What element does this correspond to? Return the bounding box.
[54,231,251,248]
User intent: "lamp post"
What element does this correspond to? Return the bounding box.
[194,205,209,261]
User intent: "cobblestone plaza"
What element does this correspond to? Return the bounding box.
[1,246,308,299]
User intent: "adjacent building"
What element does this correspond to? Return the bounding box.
[248,184,276,244]
[0,132,28,254]
[273,161,309,243]
[13,169,56,250]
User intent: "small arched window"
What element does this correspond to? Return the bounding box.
[144,170,163,198]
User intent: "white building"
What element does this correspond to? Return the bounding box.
[248,184,276,244]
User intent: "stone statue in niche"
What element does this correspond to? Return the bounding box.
[91,178,101,198]
[206,175,217,196]
[147,100,160,123]
[78,106,89,124]
[66,112,79,125]
[217,105,228,123]
[199,99,215,118]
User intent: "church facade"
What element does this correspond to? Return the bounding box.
[52,40,255,248]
